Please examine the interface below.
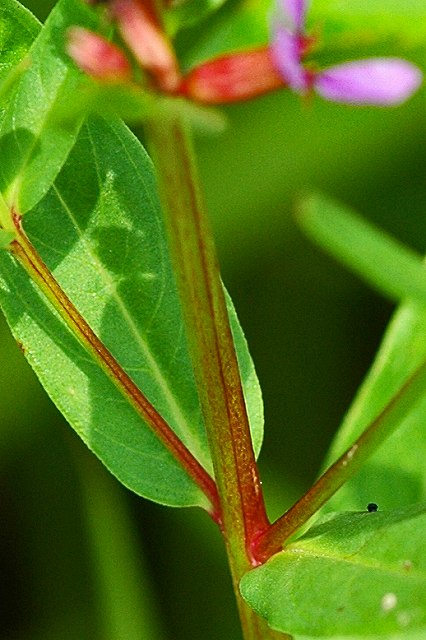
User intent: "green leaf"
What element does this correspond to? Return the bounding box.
[54,80,226,133]
[53,80,157,126]
[241,503,426,638]
[310,0,426,48]
[298,195,426,305]
[0,0,39,113]
[297,195,426,511]
[321,299,426,511]
[0,0,39,85]
[0,0,100,215]
[0,116,263,507]
[0,229,15,248]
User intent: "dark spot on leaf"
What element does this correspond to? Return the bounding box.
[16,341,26,354]
[367,503,378,512]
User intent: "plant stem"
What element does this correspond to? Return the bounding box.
[10,213,220,521]
[253,354,426,561]
[145,106,284,639]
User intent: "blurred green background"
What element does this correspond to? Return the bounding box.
[1,1,425,639]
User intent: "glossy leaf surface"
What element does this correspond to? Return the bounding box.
[241,503,426,638]
[0,0,39,85]
[0,116,263,507]
[0,1,263,507]
[0,0,98,215]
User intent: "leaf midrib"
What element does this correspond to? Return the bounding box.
[285,544,426,579]
[35,121,209,470]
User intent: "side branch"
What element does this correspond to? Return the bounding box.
[253,356,426,561]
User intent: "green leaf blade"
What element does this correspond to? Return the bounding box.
[0,0,39,87]
[0,116,263,507]
[241,504,426,638]
[298,195,426,512]
[298,195,426,305]
[0,244,203,506]
[322,300,426,511]
[0,0,99,215]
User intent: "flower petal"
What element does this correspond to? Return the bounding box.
[271,26,309,93]
[275,0,307,32]
[315,58,423,106]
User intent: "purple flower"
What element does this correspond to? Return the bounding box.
[271,0,423,105]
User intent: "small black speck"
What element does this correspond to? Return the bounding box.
[367,503,378,513]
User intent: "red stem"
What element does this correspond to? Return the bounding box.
[146,113,270,555]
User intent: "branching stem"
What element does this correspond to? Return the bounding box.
[145,106,286,639]
[253,354,426,561]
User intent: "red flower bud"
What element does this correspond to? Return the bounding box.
[67,27,131,82]
[110,0,181,93]
[179,48,286,104]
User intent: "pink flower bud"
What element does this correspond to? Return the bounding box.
[110,0,181,93]
[67,27,131,82]
[180,48,286,104]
